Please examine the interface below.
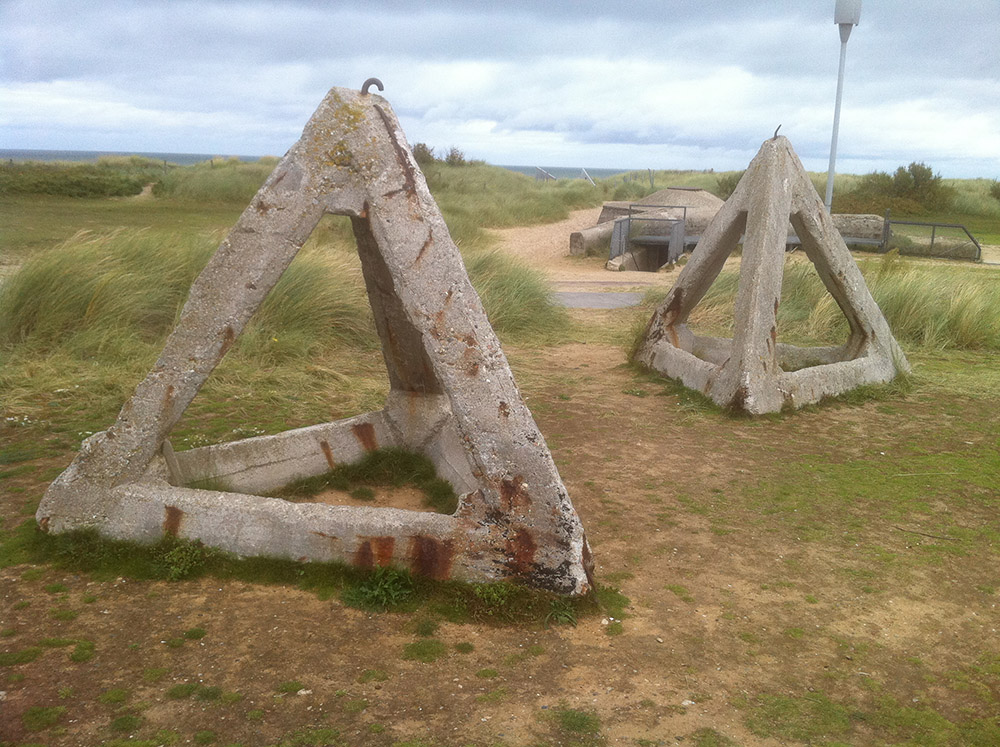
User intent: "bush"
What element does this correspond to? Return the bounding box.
[834,162,954,216]
[444,147,467,167]
[412,142,436,167]
[989,180,1000,202]
[715,171,745,200]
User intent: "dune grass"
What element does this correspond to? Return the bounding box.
[644,254,1000,353]
[0,225,569,445]
[0,156,169,198]
[153,156,280,204]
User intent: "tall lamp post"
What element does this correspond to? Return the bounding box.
[824,0,862,213]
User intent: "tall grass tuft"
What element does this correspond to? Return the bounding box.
[0,229,214,354]
[0,229,373,359]
[153,158,278,204]
[464,250,570,342]
[678,256,1000,351]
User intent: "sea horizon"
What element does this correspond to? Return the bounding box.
[1,148,632,180]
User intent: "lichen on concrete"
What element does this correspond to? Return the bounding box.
[38,85,593,595]
[633,136,910,415]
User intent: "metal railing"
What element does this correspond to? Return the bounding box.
[885,211,982,262]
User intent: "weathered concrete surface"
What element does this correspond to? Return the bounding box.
[831,213,885,244]
[38,86,593,595]
[570,188,724,257]
[634,137,910,415]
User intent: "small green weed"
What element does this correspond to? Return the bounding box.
[69,639,95,662]
[183,627,207,639]
[49,607,78,620]
[476,668,499,679]
[358,668,389,683]
[476,687,509,704]
[44,582,68,593]
[545,598,578,627]
[454,642,474,653]
[143,667,169,682]
[687,728,737,746]
[98,687,130,704]
[412,618,439,637]
[402,638,447,663]
[167,683,199,699]
[344,698,368,713]
[110,714,143,732]
[0,646,42,665]
[276,680,305,694]
[744,691,853,742]
[272,448,458,514]
[606,621,624,636]
[193,730,217,744]
[666,584,694,603]
[341,566,414,611]
[22,705,66,731]
[553,705,602,734]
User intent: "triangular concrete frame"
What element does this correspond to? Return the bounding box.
[634,136,909,414]
[38,86,593,595]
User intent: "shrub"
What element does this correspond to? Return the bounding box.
[989,180,1000,202]
[412,143,436,167]
[444,147,467,167]
[834,162,954,215]
[715,171,745,200]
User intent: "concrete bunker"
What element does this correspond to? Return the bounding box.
[37,85,593,595]
[633,136,910,415]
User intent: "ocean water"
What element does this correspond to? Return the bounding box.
[1,149,628,179]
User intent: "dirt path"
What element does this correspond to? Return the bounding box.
[489,208,677,293]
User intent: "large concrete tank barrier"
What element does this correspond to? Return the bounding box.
[37,84,593,595]
[633,136,909,415]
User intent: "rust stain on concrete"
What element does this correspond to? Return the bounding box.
[163,505,184,537]
[409,535,454,580]
[351,422,378,451]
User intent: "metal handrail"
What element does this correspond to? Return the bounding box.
[885,211,982,262]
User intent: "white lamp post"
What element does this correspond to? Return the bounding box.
[824,0,862,213]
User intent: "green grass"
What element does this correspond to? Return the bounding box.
[271,447,458,515]
[642,254,1000,353]
[0,156,168,198]
[22,704,66,731]
[401,638,448,663]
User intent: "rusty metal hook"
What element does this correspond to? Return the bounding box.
[773,124,782,140]
[361,78,384,95]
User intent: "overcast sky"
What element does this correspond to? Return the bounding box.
[2,0,998,177]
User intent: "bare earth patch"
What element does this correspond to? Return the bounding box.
[2,212,999,745]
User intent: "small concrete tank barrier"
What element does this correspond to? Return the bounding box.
[633,136,910,415]
[38,83,593,595]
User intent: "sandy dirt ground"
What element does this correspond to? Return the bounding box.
[2,208,999,746]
